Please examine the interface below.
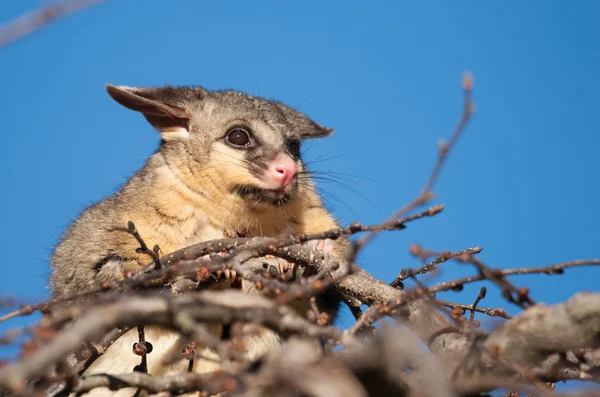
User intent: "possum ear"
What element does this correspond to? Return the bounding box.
[106,84,192,140]
[301,122,334,139]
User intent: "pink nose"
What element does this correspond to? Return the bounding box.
[269,152,298,188]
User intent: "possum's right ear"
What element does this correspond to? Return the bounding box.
[106,84,192,140]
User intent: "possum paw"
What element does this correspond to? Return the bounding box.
[302,238,335,255]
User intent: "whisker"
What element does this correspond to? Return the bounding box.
[304,144,357,158]
[300,142,317,156]
[299,170,380,184]
[309,176,378,210]
[297,181,357,218]
[251,73,262,97]
[297,189,326,209]
[277,206,294,233]
[295,92,322,111]
[298,174,365,188]
[302,151,354,168]
[211,148,258,169]
[250,198,262,209]
[301,146,352,165]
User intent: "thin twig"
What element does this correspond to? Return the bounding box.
[463,256,536,308]
[470,287,487,322]
[428,259,600,293]
[353,73,475,253]
[407,270,468,329]
[390,246,483,287]
[341,287,422,341]
[0,0,110,49]
[110,221,162,270]
[436,299,511,320]
[132,326,150,374]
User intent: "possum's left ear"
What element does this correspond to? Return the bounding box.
[106,84,193,140]
[301,122,334,139]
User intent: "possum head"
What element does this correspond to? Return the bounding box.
[106,84,333,206]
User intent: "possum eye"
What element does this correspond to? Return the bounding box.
[226,127,252,147]
[287,140,301,158]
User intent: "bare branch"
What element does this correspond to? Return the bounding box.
[484,292,600,365]
[437,298,512,320]
[0,0,109,49]
[71,370,236,395]
[390,246,483,287]
[0,206,442,324]
[429,259,600,294]
[0,291,340,392]
[353,72,475,253]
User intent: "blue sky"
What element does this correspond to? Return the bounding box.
[0,0,598,380]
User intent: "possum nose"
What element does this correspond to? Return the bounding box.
[270,153,298,187]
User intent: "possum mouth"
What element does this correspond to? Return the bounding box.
[233,184,297,206]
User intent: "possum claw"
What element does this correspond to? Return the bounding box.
[277,258,295,275]
[264,254,295,276]
[216,268,236,281]
[224,269,236,280]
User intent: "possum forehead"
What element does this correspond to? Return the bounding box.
[195,91,305,141]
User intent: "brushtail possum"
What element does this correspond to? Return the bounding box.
[50,84,351,396]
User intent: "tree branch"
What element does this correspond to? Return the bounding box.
[0,291,340,392]
[0,0,110,49]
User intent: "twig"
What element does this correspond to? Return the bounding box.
[132,326,151,374]
[0,0,110,49]
[353,72,475,253]
[436,298,511,320]
[428,259,600,294]
[181,343,196,373]
[110,221,162,270]
[390,246,483,287]
[466,256,536,308]
[341,288,421,341]
[470,287,487,322]
[407,270,468,329]
[501,259,600,276]
[408,243,476,263]
[0,304,44,323]
[76,326,131,375]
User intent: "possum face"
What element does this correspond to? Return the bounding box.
[106,84,333,206]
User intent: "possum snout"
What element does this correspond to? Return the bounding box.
[263,152,298,189]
